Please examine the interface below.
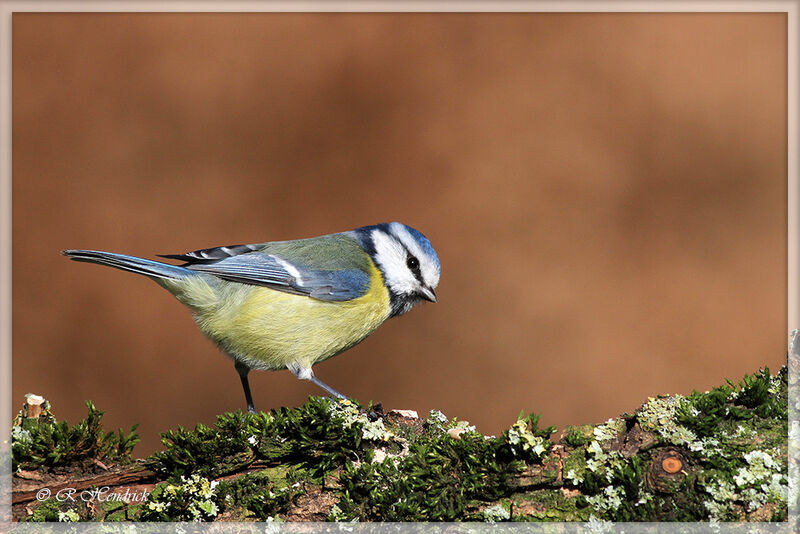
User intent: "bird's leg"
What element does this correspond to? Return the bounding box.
[289,364,349,400]
[234,360,257,414]
[309,376,348,400]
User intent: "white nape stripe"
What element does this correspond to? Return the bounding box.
[389,223,424,260]
[271,254,304,285]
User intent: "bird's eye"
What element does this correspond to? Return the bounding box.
[406,256,419,270]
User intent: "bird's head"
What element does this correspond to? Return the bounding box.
[354,222,440,316]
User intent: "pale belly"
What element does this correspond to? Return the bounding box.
[162,269,391,371]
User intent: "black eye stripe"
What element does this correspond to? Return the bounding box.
[406,254,423,281]
[394,240,424,283]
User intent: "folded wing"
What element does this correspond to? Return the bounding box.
[158,238,371,302]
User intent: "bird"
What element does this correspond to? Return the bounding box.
[63,222,440,413]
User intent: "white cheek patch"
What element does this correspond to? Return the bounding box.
[371,229,417,295]
[424,261,440,288]
[271,254,304,285]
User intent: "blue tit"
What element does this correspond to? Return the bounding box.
[63,222,440,413]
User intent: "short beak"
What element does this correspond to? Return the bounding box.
[419,286,437,303]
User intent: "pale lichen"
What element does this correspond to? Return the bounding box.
[584,485,624,514]
[425,410,478,439]
[57,509,80,522]
[702,477,737,521]
[698,448,788,520]
[482,502,511,522]
[592,418,625,442]
[328,399,392,442]
[144,474,219,522]
[585,514,615,533]
[426,409,449,427]
[564,468,584,486]
[584,439,626,484]
[507,419,547,457]
[733,450,788,512]
[450,419,478,435]
[636,395,698,446]
[689,437,722,455]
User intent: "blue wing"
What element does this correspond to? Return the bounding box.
[160,238,371,302]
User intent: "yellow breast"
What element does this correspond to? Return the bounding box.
[165,259,391,371]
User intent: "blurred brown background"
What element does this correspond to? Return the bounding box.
[12,13,787,456]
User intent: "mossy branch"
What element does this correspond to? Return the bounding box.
[10,366,790,523]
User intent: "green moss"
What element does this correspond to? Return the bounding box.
[151,397,389,480]
[24,497,93,523]
[511,490,590,521]
[80,498,125,523]
[333,415,554,521]
[676,367,787,441]
[12,366,787,522]
[91,497,127,521]
[645,479,707,521]
[11,400,139,471]
[102,499,124,513]
[25,498,63,522]
[125,503,143,521]
[214,469,302,520]
[563,447,587,487]
[105,510,126,521]
[563,425,592,447]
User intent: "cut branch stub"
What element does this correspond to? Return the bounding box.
[645,447,689,494]
[661,456,683,474]
[23,393,46,420]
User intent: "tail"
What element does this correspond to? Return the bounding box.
[62,249,194,280]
